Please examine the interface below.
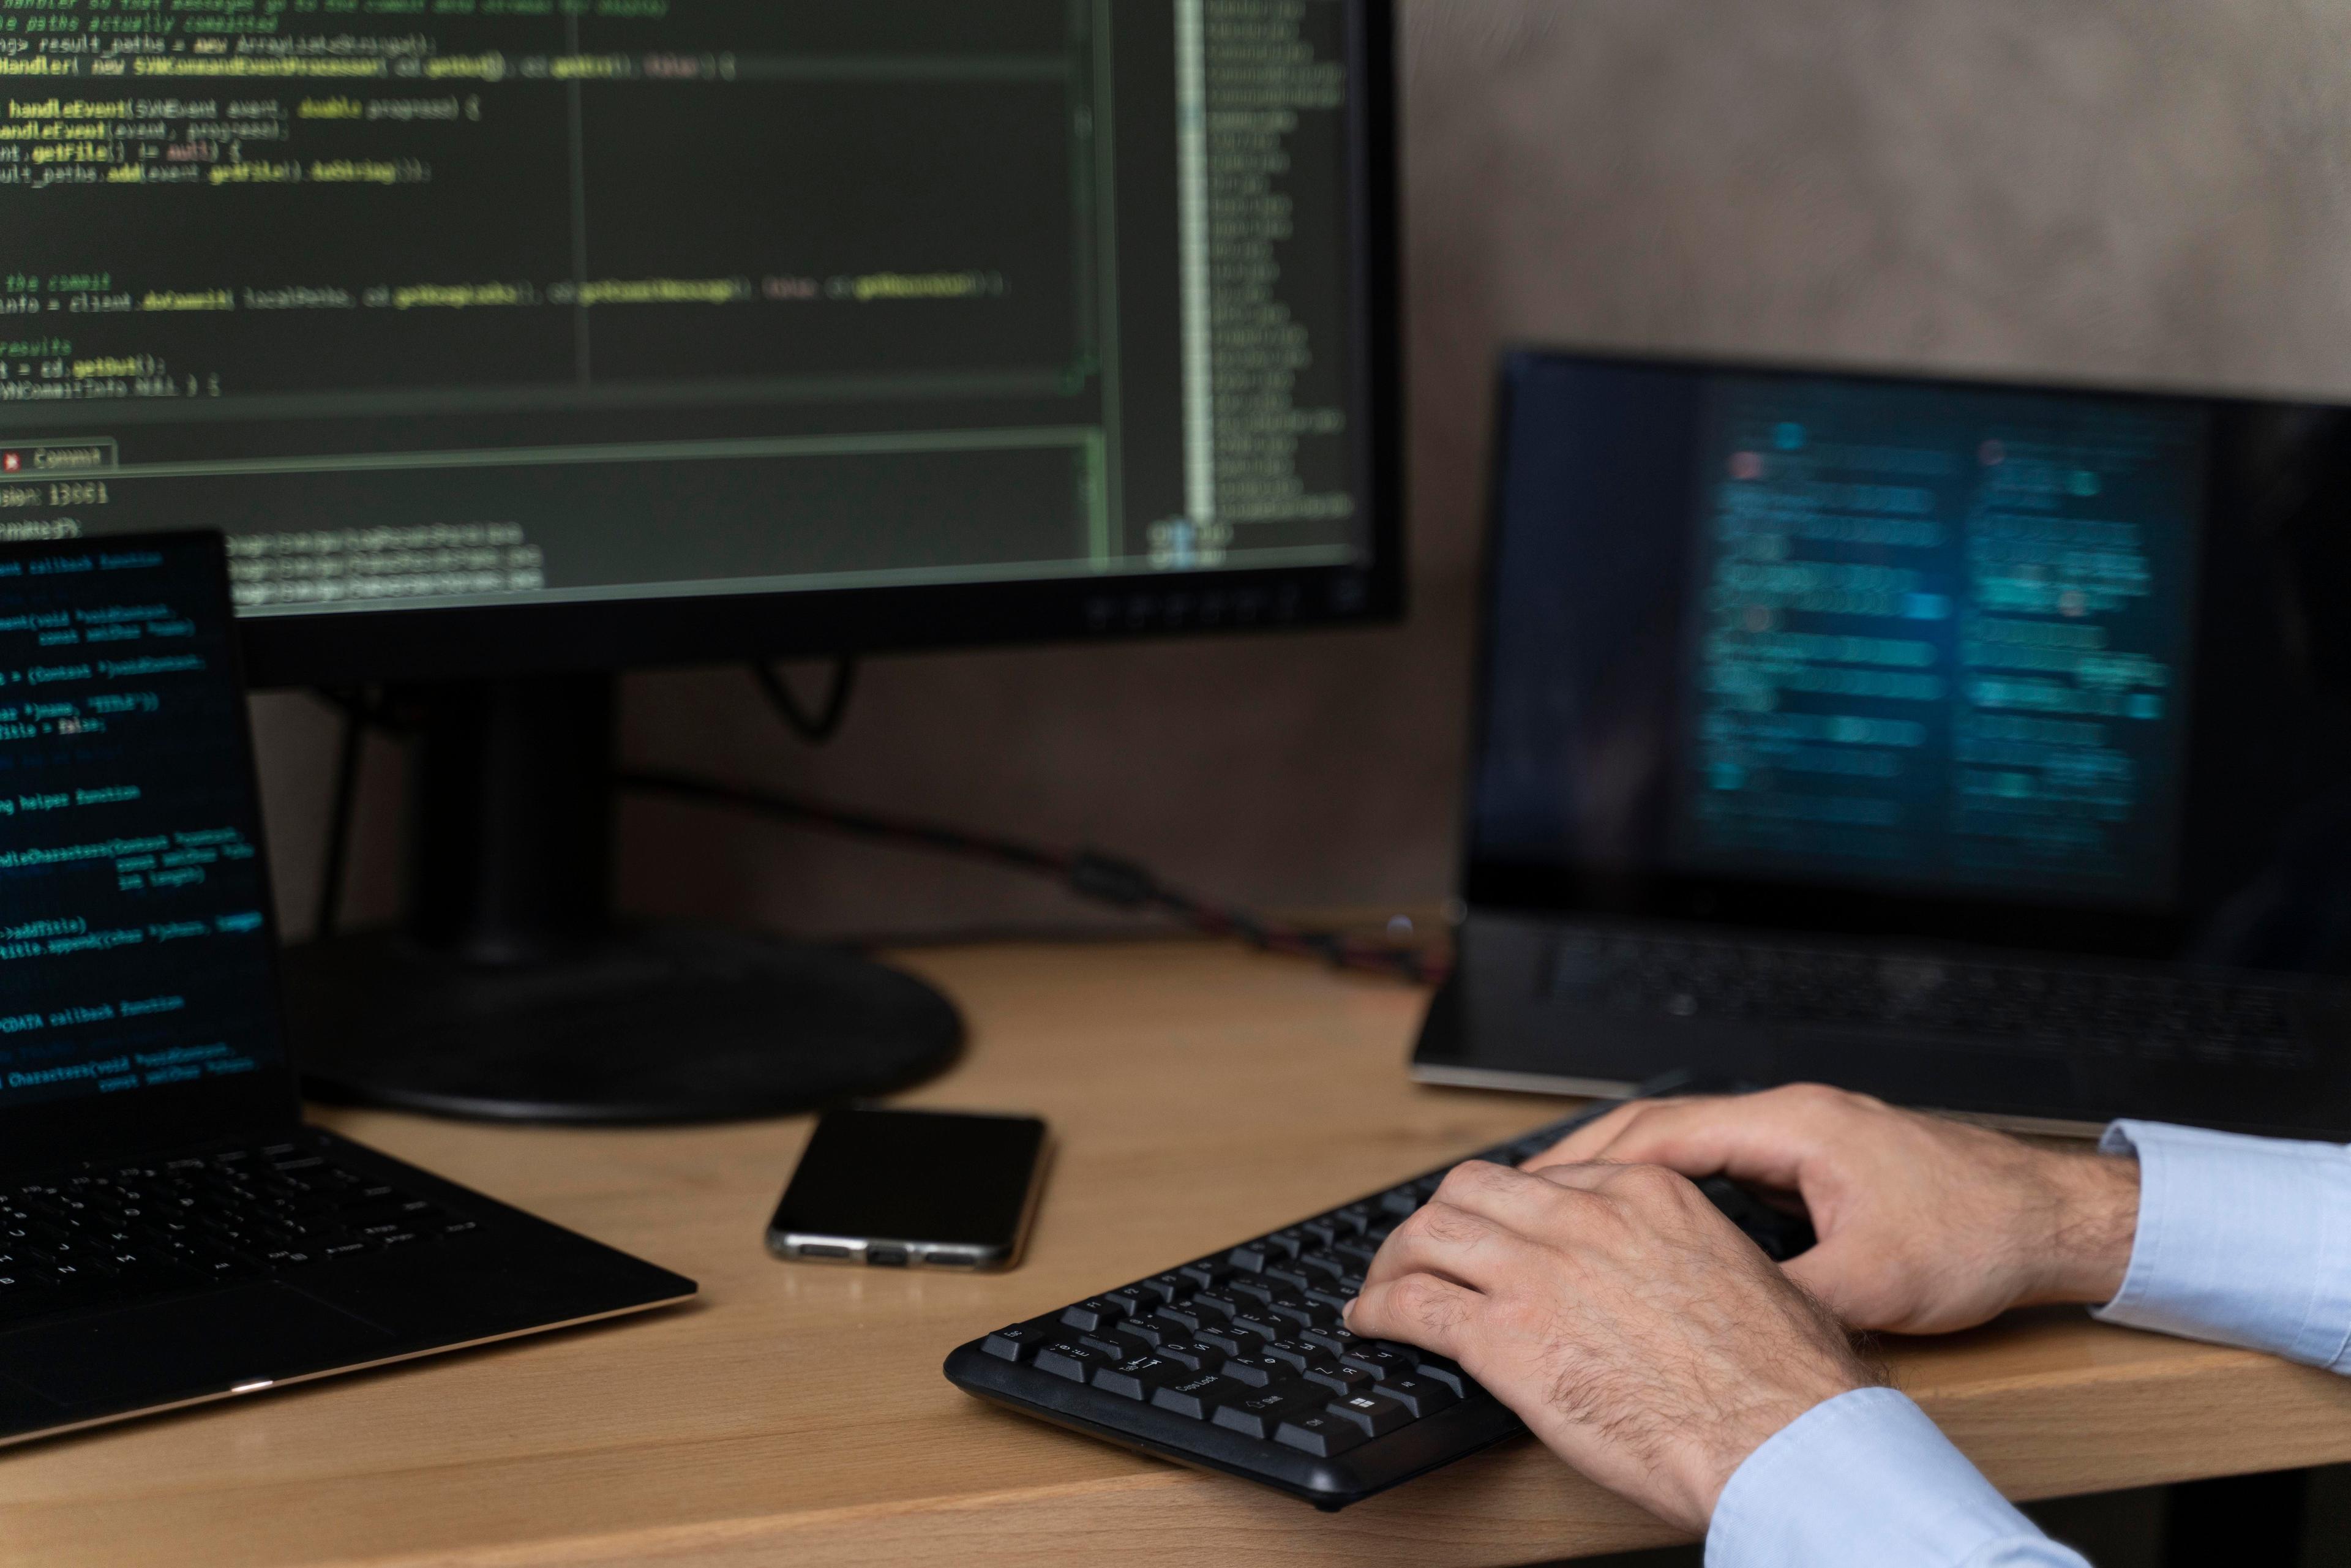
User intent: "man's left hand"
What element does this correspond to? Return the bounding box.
[1345,1159,1876,1534]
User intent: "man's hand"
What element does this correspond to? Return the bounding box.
[1525,1084,2143,1335]
[1344,1158,1875,1534]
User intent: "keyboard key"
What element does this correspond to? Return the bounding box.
[1299,1360,1374,1397]
[1301,1325,1363,1357]
[1264,1293,1321,1327]
[1228,1241,1281,1274]
[1340,1344,1415,1381]
[1193,1324,1258,1356]
[1138,1271,1190,1302]
[1033,1341,1113,1382]
[1275,1411,1370,1457]
[1187,1289,1246,1321]
[1410,1356,1470,1396]
[1374,1374,1460,1417]
[1325,1392,1411,1438]
[1060,1296,1132,1332]
[1262,1261,1319,1292]
[1093,1355,1182,1400]
[1295,1248,1352,1281]
[1218,1352,1289,1387]
[1155,1301,1212,1332]
[1226,1313,1286,1342]
[1262,1337,1316,1369]
[1378,1187,1422,1218]
[1176,1259,1234,1290]
[1080,1330,1154,1361]
[1152,1339,1223,1371]
[1151,1372,1245,1420]
[1103,1285,1158,1316]
[1122,1315,1193,1347]
[1211,1382,1325,1439]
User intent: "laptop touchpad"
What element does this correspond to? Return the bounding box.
[3,1283,394,1409]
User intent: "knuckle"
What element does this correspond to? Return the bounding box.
[1442,1158,1519,1197]
[1617,1161,1685,1197]
[1417,1201,1488,1246]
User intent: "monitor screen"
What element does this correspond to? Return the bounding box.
[1471,352,2351,973]
[0,533,288,1148]
[0,1,1395,681]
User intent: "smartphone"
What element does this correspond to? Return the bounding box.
[766,1106,1051,1270]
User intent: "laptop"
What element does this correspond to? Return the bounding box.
[1414,350,2351,1138]
[0,530,693,1446]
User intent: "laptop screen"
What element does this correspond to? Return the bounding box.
[1470,353,2351,971]
[0,532,292,1165]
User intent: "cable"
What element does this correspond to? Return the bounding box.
[310,688,371,940]
[752,658,858,744]
[618,768,1449,986]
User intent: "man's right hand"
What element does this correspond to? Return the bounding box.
[1524,1084,2143,1335]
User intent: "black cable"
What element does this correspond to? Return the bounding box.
[312,688,370,940]
[618,768,1448,986]
[752,658,858,744]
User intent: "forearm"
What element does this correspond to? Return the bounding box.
[2093,1120,2351,1372]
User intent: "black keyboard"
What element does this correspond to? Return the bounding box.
[1543,928,2317,1068]
[942,1105,1814,1509]
[0,1131,485,1326]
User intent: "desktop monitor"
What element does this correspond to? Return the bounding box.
[0,0,1401,1120]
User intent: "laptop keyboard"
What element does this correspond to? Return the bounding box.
[942,1103,1813,1507]
[0,1135,482,1326]
[1542,928,2315,1067]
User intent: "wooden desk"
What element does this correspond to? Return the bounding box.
[6,939,2349,1566]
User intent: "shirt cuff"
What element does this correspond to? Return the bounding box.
[1705,1387,2079,1568]
[2094,1120,2351,1373]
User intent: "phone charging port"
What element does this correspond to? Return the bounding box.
[866,1245,908,1267]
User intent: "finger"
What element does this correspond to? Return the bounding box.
[1550,1088,1845,1193]
[1521,1098,1688,1168]
[1430,1158,1595,1235]
[1343,1270,1483,1359]
[1361,1198,1550,1296]
[1782,1236,1883,1329]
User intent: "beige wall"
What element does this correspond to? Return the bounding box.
[250,0,2351,943]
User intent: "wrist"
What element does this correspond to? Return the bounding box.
[1685,1356,1876,1526]
[2027,1151,2140,1307]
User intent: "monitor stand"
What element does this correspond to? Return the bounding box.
[279,674,962,1123]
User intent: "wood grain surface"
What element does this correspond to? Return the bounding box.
[2,940,2345,1567]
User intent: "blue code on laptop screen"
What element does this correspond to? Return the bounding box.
[1671,377,2203,904]
[1468,353,2351,969]
[0,538,281,1112]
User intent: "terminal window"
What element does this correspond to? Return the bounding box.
[0,0,1370,612]
[0,538,281,1112]
[1671,377,2205,905]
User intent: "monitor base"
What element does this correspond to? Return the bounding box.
[282,923,962,1123]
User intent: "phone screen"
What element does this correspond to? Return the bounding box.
[770,1108,1048,1258]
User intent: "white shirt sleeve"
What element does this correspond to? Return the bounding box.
[1705,1387,2085,1568]
[2093,1119,2351,1371]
